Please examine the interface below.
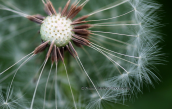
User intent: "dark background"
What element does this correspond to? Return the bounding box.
[118,0,172,109]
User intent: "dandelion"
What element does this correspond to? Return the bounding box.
[0,0,162,109]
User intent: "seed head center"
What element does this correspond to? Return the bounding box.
[40,14,73,47]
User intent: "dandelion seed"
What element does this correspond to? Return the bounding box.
[0,87,27,109]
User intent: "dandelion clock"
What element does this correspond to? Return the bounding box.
[0,0,163,109]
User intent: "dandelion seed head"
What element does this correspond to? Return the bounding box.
[40,14,73,47]
[0,0,163,108]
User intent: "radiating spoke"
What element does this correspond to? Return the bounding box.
[43,63,53,109]
[63,63,77,109]
[30,59,48,109]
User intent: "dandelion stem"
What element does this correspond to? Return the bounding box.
[91,31,137,37]
[82,48,102,80]
[75,55,94,92]
[88,10,135,22]
[0,4,28,17]
[21,60,45,93]
[92,33,133,46]
[0,15,21,23]
[91,42,139,58]
[43,63,53,109]
[90,44,138,66]
[55,63,58,109]
[30,59,48,109]
[90,46,129,74]
[88,0,129,16]
[1,0,22,11]
[2,25,37,43]
[81,0,89,7]
[0,51,34,75]
[93,23,139,27]
[6,54,35,102]
[63,63,77,109]
[77,56,102,99]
